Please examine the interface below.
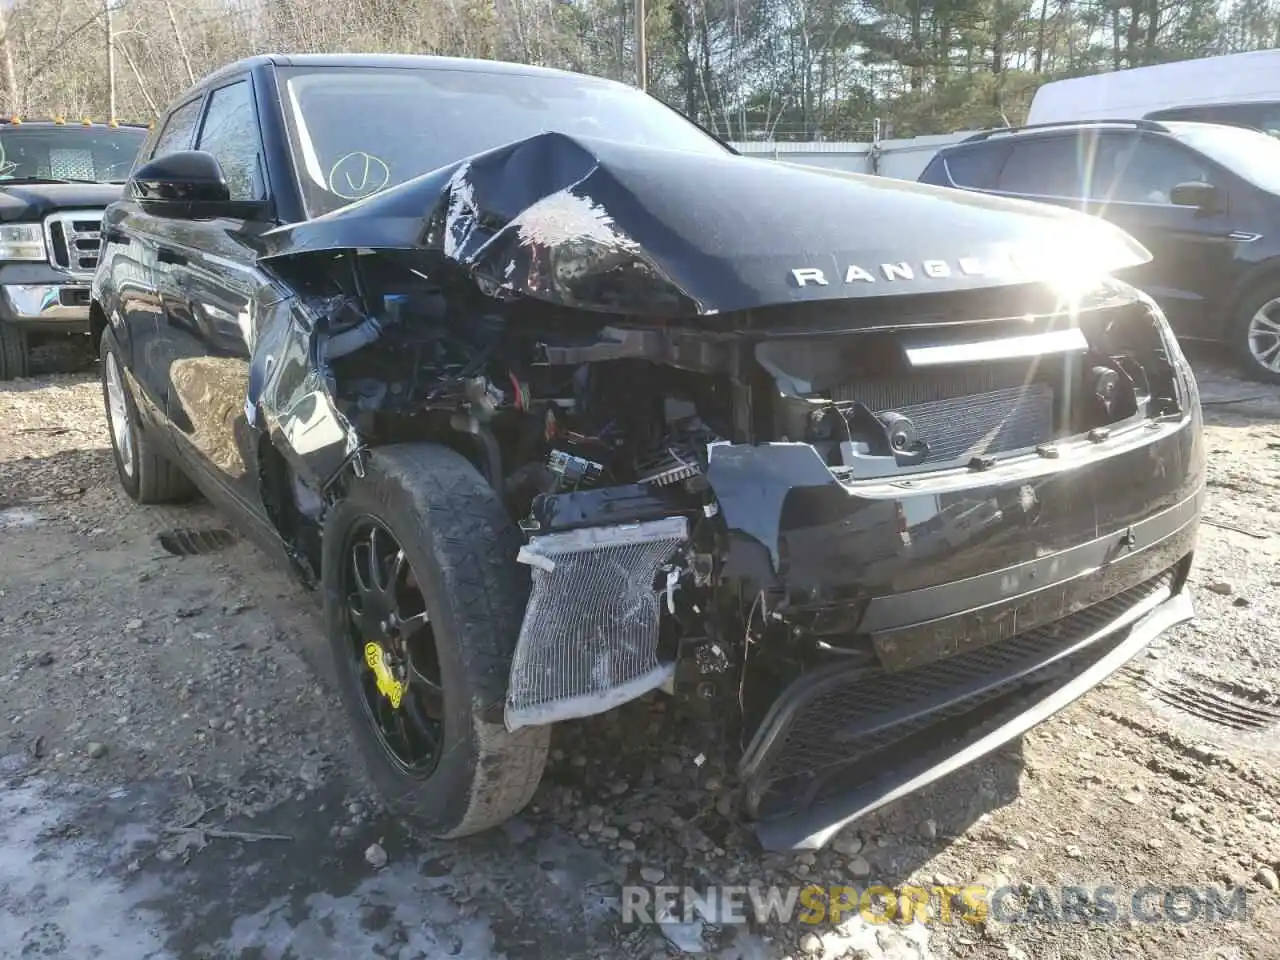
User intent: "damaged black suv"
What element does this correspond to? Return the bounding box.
[92,54,1205,851]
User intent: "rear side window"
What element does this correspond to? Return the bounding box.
[153,99,202,158]
[942,145,1009,188]
[995,137,1080,197]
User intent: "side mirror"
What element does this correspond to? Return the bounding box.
[128,150,259,219]
[1170,180,1220,213]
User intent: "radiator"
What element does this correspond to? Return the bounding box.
[505,516,688,731]
[833,373,1054,464]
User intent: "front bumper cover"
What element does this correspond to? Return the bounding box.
[719,408,1202,850]
[504,381,1203,850]
[1,282,91,330]
[752,577,1193,850]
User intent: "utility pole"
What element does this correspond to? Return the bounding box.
[0,10,19,117]
[634,0,646,91]
[616,0,626,82]
[105,0,117,120]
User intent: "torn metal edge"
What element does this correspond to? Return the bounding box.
[504,663,676,731]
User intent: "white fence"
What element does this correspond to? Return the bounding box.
[728,131,980,181]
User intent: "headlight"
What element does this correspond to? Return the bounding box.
[0,223,46,261]
[1133,287,1197,411]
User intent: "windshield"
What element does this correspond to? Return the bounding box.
[1169,123,1280,194]
[0,126,146,183]
[278,65,730,217]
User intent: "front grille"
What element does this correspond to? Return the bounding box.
[44,209,103,278]
[744,568,1175,816]
[833,368,1053,464]
[505,516,687,731]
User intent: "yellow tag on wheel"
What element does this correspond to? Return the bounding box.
[364,642,405,709]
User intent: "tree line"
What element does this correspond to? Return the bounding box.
[0,0,1276,141]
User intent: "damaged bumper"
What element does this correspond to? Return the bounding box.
[752,581,1193,850]
[503,399,1202,850]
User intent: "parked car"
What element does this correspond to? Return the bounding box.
[920,118,1280,383]
[1025,49,1280,132]
[0,118,149,379]
[92,54,1203,851]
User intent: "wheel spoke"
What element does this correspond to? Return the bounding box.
[1258,339,1280,368]
[390,548,407,590]
[1253,311,1280,335]
[399,610,429,631]
[408,662,444,718]
[350,542,372,596]
[104,355,135,477]
[368,526,386,592]
[402,697,440,756]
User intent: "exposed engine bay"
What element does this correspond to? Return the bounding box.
[263,240,1194,747]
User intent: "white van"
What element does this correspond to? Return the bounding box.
[1026,49,1280,134]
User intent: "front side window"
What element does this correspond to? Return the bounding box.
[196,80,266,202]
[153,99,202,158]
[994,138,1081,197]
[0,124,146,184]
[1170,122,1280,194]
[278,65,731,217]
[1095,135,1216,205]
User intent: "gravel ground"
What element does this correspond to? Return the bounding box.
[2,343,1280,959]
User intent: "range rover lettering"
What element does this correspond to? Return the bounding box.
[92,55,1204,851]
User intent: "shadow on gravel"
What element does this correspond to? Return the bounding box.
[0,752,622,960]
[0,733,1024,960]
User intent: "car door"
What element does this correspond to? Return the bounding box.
[110,96,204,427]
[1079,133,1238,337]
[154,76,278,517]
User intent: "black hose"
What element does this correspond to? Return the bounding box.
[473,425,504,498]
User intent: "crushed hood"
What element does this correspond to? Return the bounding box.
[260,131,1151,317]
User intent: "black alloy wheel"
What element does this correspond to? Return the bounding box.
[342,515,446,776]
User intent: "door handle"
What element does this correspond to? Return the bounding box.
[157,246,187,266]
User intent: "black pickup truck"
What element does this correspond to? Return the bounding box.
[0,118,148,379]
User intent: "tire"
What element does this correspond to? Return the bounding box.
[0,324,29,380]
[99,331,197,503]
[1229,283,1280,385]
[322,443,549,839]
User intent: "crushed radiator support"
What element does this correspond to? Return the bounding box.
[505,516,688,731]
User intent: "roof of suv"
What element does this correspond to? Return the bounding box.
[198,53,626,96]
[952,118,1240,149]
